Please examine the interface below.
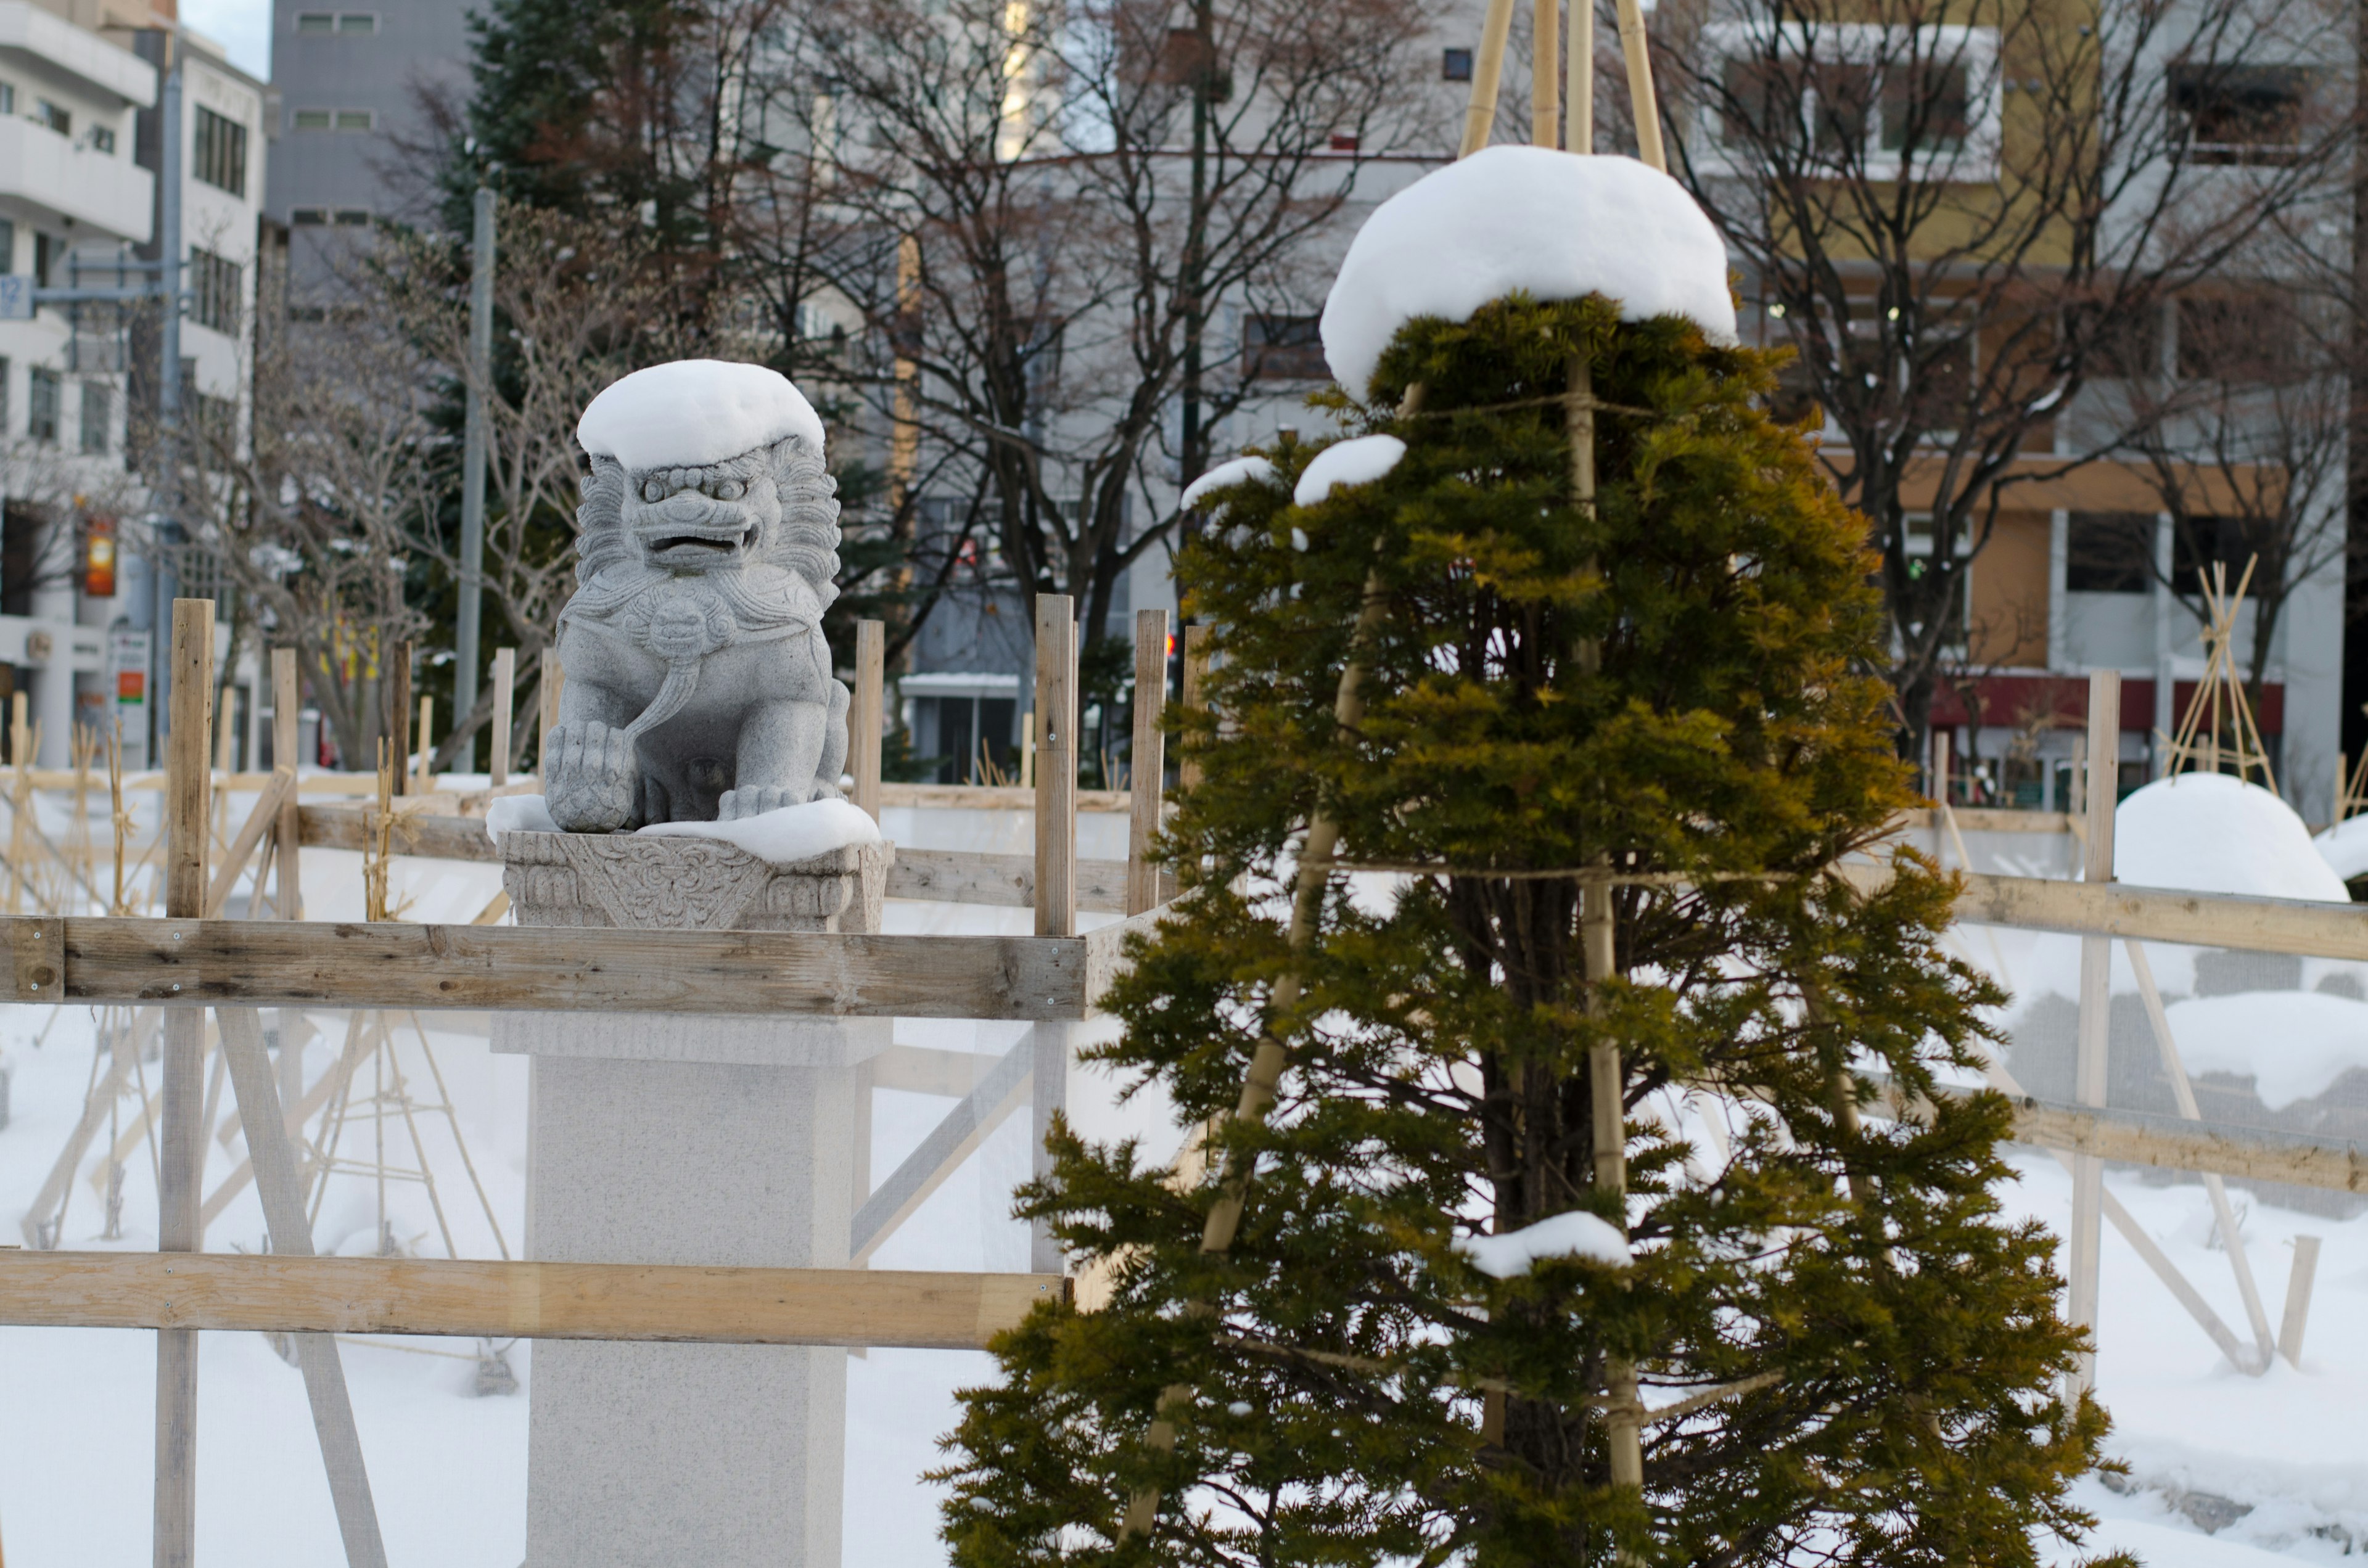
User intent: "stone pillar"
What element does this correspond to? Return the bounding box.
[496,831,892,1568]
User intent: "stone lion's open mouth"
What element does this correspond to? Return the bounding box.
[646,525,760,562]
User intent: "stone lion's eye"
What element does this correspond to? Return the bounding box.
[713,479,744,501]
[642,478,666,503]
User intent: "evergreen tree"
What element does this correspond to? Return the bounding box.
[934,293,2116,1566]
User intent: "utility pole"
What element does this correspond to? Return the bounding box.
[454,183,495,771]
[1177,0,1214,498]
[153,49,186,758]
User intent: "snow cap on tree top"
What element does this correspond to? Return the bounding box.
[1320,148,1738,398]
[577,359,827,470]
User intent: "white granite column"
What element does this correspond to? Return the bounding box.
[496,832,890,1568]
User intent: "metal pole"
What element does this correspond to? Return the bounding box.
[154,55,185,757]
[454,184,495,772]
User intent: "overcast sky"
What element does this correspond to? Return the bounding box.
[181,0,271,81]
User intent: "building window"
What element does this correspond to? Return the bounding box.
[2066,512,2153,594]
[28,367,59,444]
[0,85,14,115]
[0,358,12,434]
[290,207,328,226]
[1443,47,1473,82]
[335,109,374,132]
[2168,64,2307,165]
[191,248,242,334]
[32,232,56,288]
[334,208,371,225]
[2171,515,2264,594]
[0,219,16,274]
[33,99,69,137]
[1245,313,1327,380]
[292,108,374,132]
[88,124,114,154]
[297,10,377,31]
[2176,293,2293,383]
[292,109,331,129]
[296,12,334,31]
[80,382,109,455]
[194,106,247,197]
[339,12,378,32]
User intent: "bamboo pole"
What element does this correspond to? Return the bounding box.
[853,620,884,821]
[413,694,433,796]
[1460,0,1518,157]
[1613,0,1664,171]
[273,651,302,919]
[1532,0,1560,146]
[157,596,214,1568]
[1569,0,1594,151]
[2066,670,2118,1397]
[386,642,411,802]
[2279,1236,2321,1367]
[489,647,514,789]
[1034,596,1078,939]
[1127,609,1170,916]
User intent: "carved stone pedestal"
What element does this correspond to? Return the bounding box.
[495,829,893,1568]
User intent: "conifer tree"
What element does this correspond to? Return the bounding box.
[935,287,2116,1566]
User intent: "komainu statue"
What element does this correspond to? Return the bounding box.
[544,359,849,832]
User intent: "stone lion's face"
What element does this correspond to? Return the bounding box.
[623,449,778,573]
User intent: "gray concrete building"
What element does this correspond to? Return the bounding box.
[263,0,470,264]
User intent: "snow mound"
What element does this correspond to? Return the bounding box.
[640,797,882,863]
[1180,455,1277,511]
[2160,991,2368,1109]
[1320,147,1737,398]
[2115,773,2348,903]
[2315,813,2368,882]
[1453,1210,1631,1278]
[484,793,558,840]
[577,359,826,469]
[1293,435,1405,507]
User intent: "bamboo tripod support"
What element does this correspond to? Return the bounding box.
[2156,557,2277,794]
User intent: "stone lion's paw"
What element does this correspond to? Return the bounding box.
[546,720,639,833]
[718,783,805,821]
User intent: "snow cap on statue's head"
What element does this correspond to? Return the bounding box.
[1320,147,1738,398]
[577,359,827,470]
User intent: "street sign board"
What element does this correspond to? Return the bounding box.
[0,275,32,320]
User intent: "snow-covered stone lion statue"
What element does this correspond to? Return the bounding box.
[543,359,850,833]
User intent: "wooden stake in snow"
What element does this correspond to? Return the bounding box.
[2066,669,2118,1397]
[1532,0,1560,146]
[1614,0,1664,171]
[273,649,303,918]
[854,619,884,821]
[155,596,213,1568]
[1568,0,1594,152]
[489,647,515,789]
[1127,608,1169,916]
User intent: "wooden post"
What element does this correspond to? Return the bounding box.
[1460,0,1517,157]
[1031,595,1078,1276]
[1568,0,1593,151]
[1034,596,1077,940]
[2067,669,2119,1397]
[853,620,884,821]
[387,642,411,802]
[538,657,564,778]
[1178,623,1211,793]
[2279,1235,2322,1368]
[1127,609,1169,916]
[157,597,215,1568]
[273,650,301,920]
[1531,0,1559,146]
[1612,0,1664,172]
[412,694,433,795]
[489,648,514,789]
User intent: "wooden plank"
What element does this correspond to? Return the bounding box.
[875,782,1131,815]
[853,619,883,821]
[0,1253,1067,1350]
[204,766,297,919]
[273,651,302,918]
[852,1039,1032,1264]
[215,1007,387,1567]
[871,1042,995,1097]
[17,916,1090,1020]
[301,805,499,864]
[1892,806,2074,837]
[2002,1096,2367,1194]
[1085,903,1175,1010]
[886,847,1126,913]
[1946,872,2368,958]
[1035,594,1077,939]
[1128,609,1168,917]
[2068,670,2119,1392]
[2280,1236,2322,1367]
[489,649,514,789]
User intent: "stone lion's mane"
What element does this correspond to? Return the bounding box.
[572,435,842,613]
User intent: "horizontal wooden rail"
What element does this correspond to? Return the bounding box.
[1949,871,2368,959]
[0,1253,1065,1348]
[1893,806,2076,837]
[0,916,1094,1019]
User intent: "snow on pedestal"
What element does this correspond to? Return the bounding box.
[1318,146,1738,399]
[495,828,892,1568]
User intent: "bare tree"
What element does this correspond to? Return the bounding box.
[1660,0,2346,766]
